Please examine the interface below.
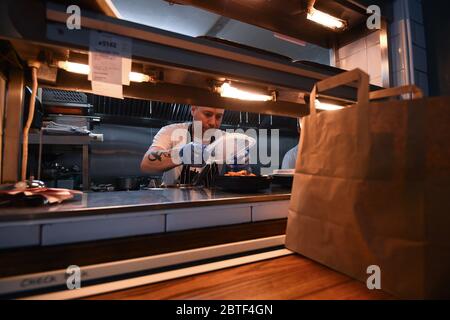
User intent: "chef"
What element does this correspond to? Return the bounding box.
[281,118,302,169]
[140,105,226,186]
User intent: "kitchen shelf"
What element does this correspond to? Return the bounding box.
[28,132,99,191]
[28,133,92,145]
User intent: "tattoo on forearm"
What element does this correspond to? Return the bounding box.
[148,150,171,162]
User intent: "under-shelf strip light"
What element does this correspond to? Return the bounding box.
[307,8,346,30]
[57,61,151,83]
[216,82,274,102]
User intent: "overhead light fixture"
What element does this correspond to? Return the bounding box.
[216,82,275,102]
[315,99,344,111]
[57,61,152,83]
[128,71,151,83]
[57,61,90,75]
[307,8,346,30]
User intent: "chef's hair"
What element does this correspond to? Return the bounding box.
[191,105,224,110]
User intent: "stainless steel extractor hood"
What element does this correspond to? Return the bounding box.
[0,0,382,120]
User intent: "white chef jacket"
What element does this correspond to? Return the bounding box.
[149,122,224,185]
[281,145,298,169]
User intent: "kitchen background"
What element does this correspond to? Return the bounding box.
[27,0,449,190]
[31,89,301,190]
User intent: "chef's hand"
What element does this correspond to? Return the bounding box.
[179,142,208,167]
[228,148,250,172]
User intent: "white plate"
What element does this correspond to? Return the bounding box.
[205,132,256,164]
[272,169,295,176]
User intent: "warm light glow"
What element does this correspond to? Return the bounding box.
[307,8,346,30]
[315,99,344,111]
[57,61,90,75]
[217,82,274,101]
[57,61,152,83]
[129,71,151,83]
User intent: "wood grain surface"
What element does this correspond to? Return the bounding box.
[86,254,394,300]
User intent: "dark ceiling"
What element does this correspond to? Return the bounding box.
[166,0,371,48]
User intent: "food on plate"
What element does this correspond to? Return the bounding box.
[224,170,256,177]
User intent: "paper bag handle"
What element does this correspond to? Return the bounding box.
[310,68,370,116]
[307,69,371,158]
[369,85,423,101]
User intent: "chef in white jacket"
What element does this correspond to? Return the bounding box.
[140,106,225,185]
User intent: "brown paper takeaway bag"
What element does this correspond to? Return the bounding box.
[285,68,450,299]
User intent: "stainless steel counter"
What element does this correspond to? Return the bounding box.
[0,188,290,223]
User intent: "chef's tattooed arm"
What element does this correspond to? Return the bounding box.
[147,149,171,162]
[141,146,180,174]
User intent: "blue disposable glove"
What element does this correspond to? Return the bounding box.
[179,142,208,167]
[227,148,250,172]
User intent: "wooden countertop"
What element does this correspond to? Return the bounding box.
[86,254,394,300]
